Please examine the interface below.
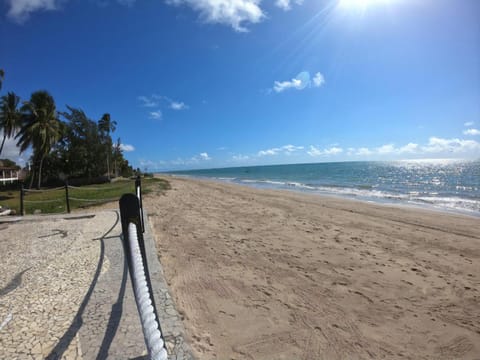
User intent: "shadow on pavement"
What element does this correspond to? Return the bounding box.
[46,211,120,360]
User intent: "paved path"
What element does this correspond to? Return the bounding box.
[0,210,193,360]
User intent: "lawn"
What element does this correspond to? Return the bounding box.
[0,177,170,215]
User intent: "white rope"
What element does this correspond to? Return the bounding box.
[67,185,106,191]
[69,197,119,202]
[128,223,168,360]
[23,186,64,192]
[68,183,133,191]
[24,198,64,203]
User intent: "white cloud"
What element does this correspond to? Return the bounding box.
[273,71,325,93]
[120,143,135,152]
[275,0,303,11]
[398,143,419,153]
[199,152,211,160]
[376,144,395,154]
[356,147,373,156]
[464,121,474,127]
[166,0,264,32]
[422,137,480,153]
[282,144,304,153]
[463,128,480,136]
[307,146,343,157]
[273,78,304,93]
[258,148,279,156]
[149,110,162,120]
[138,95,161,107]
[170,101,188,110]
[232,154,249,161]
[258,144,303,156]
[6,0,60,22]
[312,72,325,87]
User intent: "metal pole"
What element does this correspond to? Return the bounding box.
[65,181,71,213]
[20,182,24,216]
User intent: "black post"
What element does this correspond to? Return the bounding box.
[65,181,71,214]
[20,182,24,216]
[135,175,145,233]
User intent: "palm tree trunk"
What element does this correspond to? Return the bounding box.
[107,153,110,180]
[29,168,35,189]
[37,155,45,189]
[0,135,6,157]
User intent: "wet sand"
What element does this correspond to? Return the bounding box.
[146,176,480,359]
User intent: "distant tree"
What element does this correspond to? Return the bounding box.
[0,69,4,91]
[98,113,116,179]
[16,91,62,188]
[59,106,106,179]
[0,92,21,156]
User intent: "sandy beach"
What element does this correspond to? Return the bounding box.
[145,176,480,359]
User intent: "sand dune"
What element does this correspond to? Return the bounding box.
[146,176,480,359]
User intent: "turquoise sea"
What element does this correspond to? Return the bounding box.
[168,159,480,216]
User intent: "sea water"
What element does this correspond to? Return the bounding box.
[168,159,480,216]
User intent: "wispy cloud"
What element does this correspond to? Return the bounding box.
[464,121,475,127]
[6,0,60,22]
[138,95,161,107]
[170,101,188,110]
[422,137,480,153]
[350,138,479,156]
[149,110,162,120]
[232,154,250,162]
[6,0,135,22]
[166,0,264,32]
[275,0,303,11]
[463,128,480,136]
[356,147,372,156]
[199,152,211,160]
[273,71,325,93]
[258,144,304,156]
[139,94,188,119]
[307,146,343,157]
[120,143,135,152]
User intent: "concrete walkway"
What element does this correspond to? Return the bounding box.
[0,210,193,359]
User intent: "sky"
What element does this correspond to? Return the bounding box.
[0,0,479,171]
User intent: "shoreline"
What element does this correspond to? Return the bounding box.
[146,176,480,359]
[166,174,480,219]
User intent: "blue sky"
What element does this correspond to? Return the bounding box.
[1,0,479,170]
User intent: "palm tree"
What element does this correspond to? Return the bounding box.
[98,113,116,179]
[16,91,62,189]
[0,92,21,156]
[0,69,4,91]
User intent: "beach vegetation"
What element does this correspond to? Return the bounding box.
[0,68,136,189]
[0,91,21,157]
[16,90,62,189]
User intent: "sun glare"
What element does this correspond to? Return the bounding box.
[339,0,393,10]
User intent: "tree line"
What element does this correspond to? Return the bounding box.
[0,69,134,188]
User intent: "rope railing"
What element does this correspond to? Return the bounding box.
[23,198,64,203]
[19,179,139,215]
[120,192,168,360]
[69,197,120,203]
[23,186,65,192]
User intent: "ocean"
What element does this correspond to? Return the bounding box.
[168,159,480,216]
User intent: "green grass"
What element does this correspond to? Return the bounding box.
[0,177,170,215]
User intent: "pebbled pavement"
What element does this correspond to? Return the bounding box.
[0,210,193,360]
